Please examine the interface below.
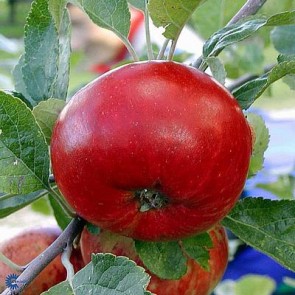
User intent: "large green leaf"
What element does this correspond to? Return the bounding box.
[233,59,295,109]
[247,113,269,178]
[203,11,295,59]
[148,0,207,40]
[222,198,295,272]
[0,91,50,195]
[13,0,71,106]
[135,240,187,279]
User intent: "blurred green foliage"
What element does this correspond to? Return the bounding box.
[0,0,31,38]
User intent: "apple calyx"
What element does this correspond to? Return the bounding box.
[136,189,168,212]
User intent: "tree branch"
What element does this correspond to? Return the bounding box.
[1,217,85,295]
[192,0,268,69]
[227,0,268,26]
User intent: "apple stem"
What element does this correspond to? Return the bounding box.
[137,189,168,212]
[167,39,178,61]
[0,252,25,272]
[144,4,154,60]
[61,243,75,287]
[157,39,170,60]
[121,36,140,62]
[1,217,85,295]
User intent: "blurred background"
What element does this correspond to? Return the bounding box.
[0,0,294,294]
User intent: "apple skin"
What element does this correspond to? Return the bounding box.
[51,61,252,241]
[80,224,228,295]
[0,227,84,294]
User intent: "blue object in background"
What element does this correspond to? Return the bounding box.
[222,246,295,294]
[221,108,295,294]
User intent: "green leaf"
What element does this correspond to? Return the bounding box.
[148,0,207,40]
[277,54,295,90]
[48,0,67,27]
[233,60,295,109]
[32,98,65,144]
[41,281,73,294]
[222,198,295,272]
[48,194,72,230]
[233,77,267,109]
[278,54,295,63]
[80,0,131,38]
[257,175,295,200]
[12,55,33,107]
[0,91,50,195]
[246,113,269,178]
[203,11,295,59]
[271,25,295,55]
[3,90,33,110]
[135,240,187,279]
[182,232,213,271]
[73,253,150,294]
[128,0,146,11]
[205,57,226,85]
[53,8,71,100]
[0,190,47,219]
[13,0,71,106]
[217,275,276,295]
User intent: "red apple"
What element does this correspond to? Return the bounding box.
[51,61,252,241]
[0,227,83,294]
[80,224,228,295]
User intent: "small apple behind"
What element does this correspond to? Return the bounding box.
[80,224,228,295]
[0,227,83,294]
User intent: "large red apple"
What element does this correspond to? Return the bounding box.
[51,61,252,241]
[80,224,228,295]
[0,227,83,294]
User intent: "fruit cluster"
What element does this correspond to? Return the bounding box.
[0,224,228,295]
[1,61,252,294]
